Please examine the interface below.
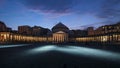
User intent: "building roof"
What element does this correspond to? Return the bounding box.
[52,22,69,33]
[55,31,66,33]
[52,22,69,30]
[0,21,6,27]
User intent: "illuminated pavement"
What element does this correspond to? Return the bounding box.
[0,44,120,68]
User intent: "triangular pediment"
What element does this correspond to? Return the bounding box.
[56,31,66,33]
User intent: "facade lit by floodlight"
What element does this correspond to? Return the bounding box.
[0,21,120,44]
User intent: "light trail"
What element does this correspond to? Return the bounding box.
[57,46,120,62]
[26,45,120,62]
[28,45,57,54]
[0,44,30,48]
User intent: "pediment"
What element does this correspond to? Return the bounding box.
[56,31,66,33]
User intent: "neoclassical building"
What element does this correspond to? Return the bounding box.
[0,21,120,44]
[52,23,69,43]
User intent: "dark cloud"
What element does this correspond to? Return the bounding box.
[21,0,107,15]
[98,0,120,19]
[21,0,77,14]
[20,0,120,22]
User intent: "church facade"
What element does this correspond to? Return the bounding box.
[52,23,69,43]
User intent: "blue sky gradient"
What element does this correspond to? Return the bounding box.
[0,0,120,30]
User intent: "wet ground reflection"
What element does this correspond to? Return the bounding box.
[0,44,120,68]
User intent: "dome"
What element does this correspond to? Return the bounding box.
[0,21,6,27]
[0,21,7,31]
[52,22,69,33]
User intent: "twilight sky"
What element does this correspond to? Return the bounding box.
[0,0,120,30]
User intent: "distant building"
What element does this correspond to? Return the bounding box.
[99,22,120,34]
[71,30,87,37]
[87,27,94,36]
[0,21,12,32]
[0,21,7,32]
[7,27,12,32]
[32,26,46,36]
[18,25,32,35]
[42,28,51,36]
[87,22,120,36]
[12,30,18,33]
[1,21,120,44]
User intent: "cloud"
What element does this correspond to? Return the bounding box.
[98,0,120,19]
[21,0,106,14]
[20,0,105,18]
[21,0,76,14]
[20,0,120,21]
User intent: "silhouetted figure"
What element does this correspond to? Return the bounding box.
[63,64,67,68]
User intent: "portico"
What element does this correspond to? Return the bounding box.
[53,31,68,43]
